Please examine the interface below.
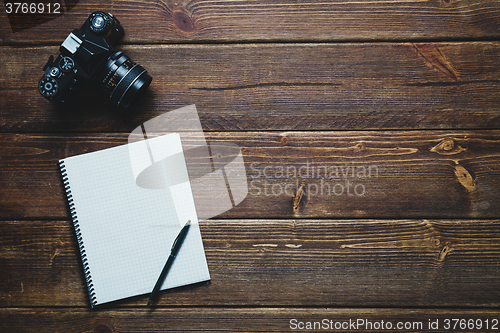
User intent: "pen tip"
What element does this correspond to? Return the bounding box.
[186,220,191,225]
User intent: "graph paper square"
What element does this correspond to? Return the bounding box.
[59,134,210,307]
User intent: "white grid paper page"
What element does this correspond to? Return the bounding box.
[60,134,210,307]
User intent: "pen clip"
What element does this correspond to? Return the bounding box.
[171,220,191,251]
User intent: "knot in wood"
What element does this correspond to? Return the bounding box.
[430,138,466,155]
[354,142,365,151]
[173,9,196,33]
[454,164,475,191]
[431,237,441,246]
[441,138,454,151]
[293,182,306,213]
[280,135,288,145]
[438,244,452,262]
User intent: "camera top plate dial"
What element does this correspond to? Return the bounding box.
[39,76,59,98]
[59,57,75,72]
[89,12,112,34]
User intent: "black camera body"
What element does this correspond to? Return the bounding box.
[38,11,152,109]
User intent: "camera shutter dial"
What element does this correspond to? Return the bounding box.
[59,56,75,72]
[89,12,112,34]
[39,77,59,98]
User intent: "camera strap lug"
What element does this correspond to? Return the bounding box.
[43,55,54,71]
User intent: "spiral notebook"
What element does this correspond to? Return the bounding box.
[59,133,210,307]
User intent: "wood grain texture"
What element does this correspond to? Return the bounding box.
[1,0,499,329]
[1,219,499,307]
[1,308,500,332]
[1,131,499,219]
[1,42,500,132]
[1,0,499,44]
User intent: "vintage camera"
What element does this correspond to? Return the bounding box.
[38,11,152,109]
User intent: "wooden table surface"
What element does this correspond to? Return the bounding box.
[1,0,500,332]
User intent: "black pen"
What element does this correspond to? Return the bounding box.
[147,219,191,306]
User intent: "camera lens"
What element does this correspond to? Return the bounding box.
[99,51,152,109]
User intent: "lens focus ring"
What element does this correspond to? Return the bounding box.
[99,52,152,108]
[111,64,151,108]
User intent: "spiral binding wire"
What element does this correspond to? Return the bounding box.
[59,160,97,307]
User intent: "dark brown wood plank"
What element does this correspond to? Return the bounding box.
[1,131,500,219]
[1,42,500,132]
[1,219,499,307]
[1,0,499,44]
[1,308,500,332]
